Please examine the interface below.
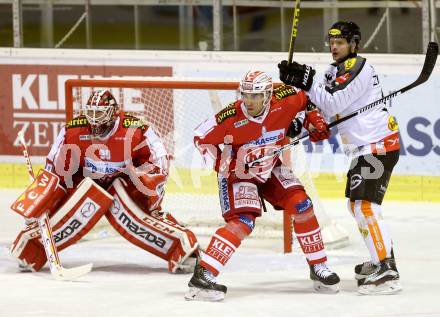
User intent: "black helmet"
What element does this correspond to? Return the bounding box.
[328,21,361,45]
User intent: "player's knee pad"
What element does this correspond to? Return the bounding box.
[107,178,199,273]
[224,213,256,240]
[284,189,315,222]
[10,221,46,272]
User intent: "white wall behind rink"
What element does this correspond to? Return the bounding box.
[0,48,439,176]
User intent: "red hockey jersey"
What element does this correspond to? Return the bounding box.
[194,85,308,182]
[45,112,168,189]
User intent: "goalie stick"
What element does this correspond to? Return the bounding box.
[17,131,93,281]
[247,41,439,168]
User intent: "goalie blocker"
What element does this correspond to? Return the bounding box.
[10,170,199,273]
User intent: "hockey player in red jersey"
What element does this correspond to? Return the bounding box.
[185,71,340,302]
[278,21,401,295]
[10,89,199,274]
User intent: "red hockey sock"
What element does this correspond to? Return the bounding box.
[200,226,242,276]
[293,212,327,264]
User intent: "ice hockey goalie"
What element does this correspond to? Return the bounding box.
[10,89,199,274]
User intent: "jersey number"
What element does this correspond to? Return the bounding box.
[373,75,380,86]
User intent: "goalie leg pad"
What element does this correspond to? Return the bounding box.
[107,178,199,273]
[10,178,113,271]
[10,221,46,272]
[51,177,114,251]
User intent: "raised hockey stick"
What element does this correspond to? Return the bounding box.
[287,0,301,63]
[248,41,439,168]
[17,131,93,281]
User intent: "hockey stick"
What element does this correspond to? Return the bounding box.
[17,131,93,281]
[287,0,301,63]
[248,41,439,168]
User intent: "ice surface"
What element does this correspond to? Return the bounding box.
[1,189,440,317]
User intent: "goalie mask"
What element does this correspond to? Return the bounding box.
[84,89,119,137]
[239,70,273,117]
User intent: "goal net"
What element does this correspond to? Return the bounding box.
[65,78,349,253]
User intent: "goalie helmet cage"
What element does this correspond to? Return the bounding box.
[65,78,349,253]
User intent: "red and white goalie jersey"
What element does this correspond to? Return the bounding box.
[194,85,308,182]
[46,111,168,198]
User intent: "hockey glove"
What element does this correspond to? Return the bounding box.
[286,118,303,138]
[303,107,330,142]
[278,60,315,91]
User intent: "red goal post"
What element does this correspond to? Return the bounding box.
[64,78,347,253]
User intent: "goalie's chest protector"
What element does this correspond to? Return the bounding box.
[65,115,151,177]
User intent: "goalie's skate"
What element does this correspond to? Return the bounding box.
[310,263,340,293]
[184,264,227,302]
[358,260,402,295]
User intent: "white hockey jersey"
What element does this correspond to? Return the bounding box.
[306,56,399,156]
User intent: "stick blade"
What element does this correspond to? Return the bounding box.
[402,42,438,92]
[420,42,439,80]
[54,263,93,281]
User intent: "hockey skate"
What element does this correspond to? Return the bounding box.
[184,264,227,302]
[309,263,340,293]
[357,260,402,295]
[355,249,398,280]
[354,261,379,280]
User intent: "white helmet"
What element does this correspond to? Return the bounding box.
[84,89,118,136]
[239,70,273,110]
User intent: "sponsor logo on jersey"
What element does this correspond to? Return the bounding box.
[270,106,282,113]
[219,176,231,213]
[295,198,313,213]
[79,134,91,141]
[274,167,301,188]
[350,174,363,190]
[324,72,333,83]
[84,158,125,175]
[274,85,296,100]
[66,117,88,129]
[216,106,237,124]
[122,117,146,129]
[344,57,357,71]
[388,116,399,131]
[335,72,351,85]
[246,128,285,146]
[234,119,249,128]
